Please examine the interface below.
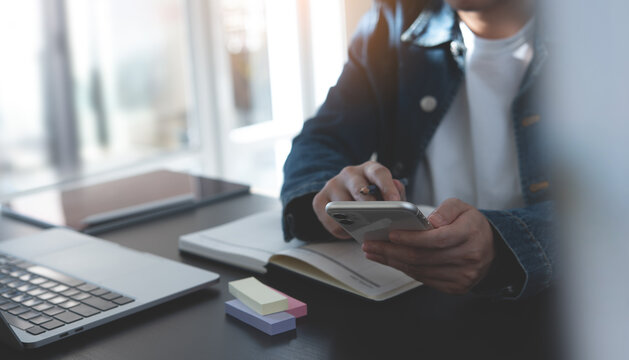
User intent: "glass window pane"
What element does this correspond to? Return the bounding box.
[0,0,364,198]
[221,0,273,128]
[0,0,197,199]
[0,1,47,196]
[66,0,193,167]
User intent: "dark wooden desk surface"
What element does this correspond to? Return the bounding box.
[0,193,555,359]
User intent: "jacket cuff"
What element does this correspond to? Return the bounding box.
[281,180,332,241]
[480,209,553,300]
[472,225,525,299]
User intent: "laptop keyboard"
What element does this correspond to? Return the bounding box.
[0,252,134,336]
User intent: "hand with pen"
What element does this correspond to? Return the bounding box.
[312,161,406,239]
[312,160,496,295]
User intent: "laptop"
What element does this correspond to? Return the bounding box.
[0,228,219,350]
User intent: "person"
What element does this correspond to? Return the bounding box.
[281,0,554,300]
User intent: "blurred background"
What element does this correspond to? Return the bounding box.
[548,0,629,359]
[0,0,371,199]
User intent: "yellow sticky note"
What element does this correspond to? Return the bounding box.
[228,277,288,315]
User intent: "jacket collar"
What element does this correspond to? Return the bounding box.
[401,0,549,52]
[401,0,458,47]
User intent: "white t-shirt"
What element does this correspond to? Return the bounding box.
[412,19,535,210]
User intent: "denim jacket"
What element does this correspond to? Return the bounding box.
[281,0,555,300]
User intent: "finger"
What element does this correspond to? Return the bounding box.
[323,216,353,239]
[365,252,387,265]
[365,247,461,283]
[396,263,463,284]
[392,179,406,201]
[341,173,378,201]
[363,241,459,266]
[429,198,472,228]
[313,189,353,239]
[363,246,472,293]
[322,209,353,238]
[405,265,463,283]
[362,162,400,201]
[313,185,353,217]
[389,225,467,249]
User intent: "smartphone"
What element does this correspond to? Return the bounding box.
[325,201,433,244]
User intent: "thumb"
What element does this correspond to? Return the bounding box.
[392,179,407,201]
[429,198,471,228]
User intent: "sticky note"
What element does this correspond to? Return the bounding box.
[272,289,307,318]
[228,277,288,315]
[225,299,296,335]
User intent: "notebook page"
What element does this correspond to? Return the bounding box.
[279,241,420,299]
[179,211,305,273]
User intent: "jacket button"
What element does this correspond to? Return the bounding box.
[419,96,437,112]
[450,41,465,57]
[522,115,541,127]
[529,181,549,193]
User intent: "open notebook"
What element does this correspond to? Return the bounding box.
[179,209,434,301]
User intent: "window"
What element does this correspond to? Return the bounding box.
[66,0,193,167]
[207,0,351,194]
[0,0,371,199]
[0,0,195,196]
[0,1,47,195]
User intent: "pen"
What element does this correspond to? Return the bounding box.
[359,178,408,199]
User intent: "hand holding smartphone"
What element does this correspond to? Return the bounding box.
[325,201,433,244]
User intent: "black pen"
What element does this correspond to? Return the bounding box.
[359,178,408,199]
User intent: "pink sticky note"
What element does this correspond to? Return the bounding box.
[271,289,307,318]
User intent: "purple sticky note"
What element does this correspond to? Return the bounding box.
[225,299,296,335]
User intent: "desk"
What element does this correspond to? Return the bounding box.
[0,193,555,359]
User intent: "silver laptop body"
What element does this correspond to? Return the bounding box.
[0,228,219,349]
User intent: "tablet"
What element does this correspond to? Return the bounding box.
[1,170,249,234]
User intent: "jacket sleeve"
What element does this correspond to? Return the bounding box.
[479,200,555,300]
[280,3,399,241]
